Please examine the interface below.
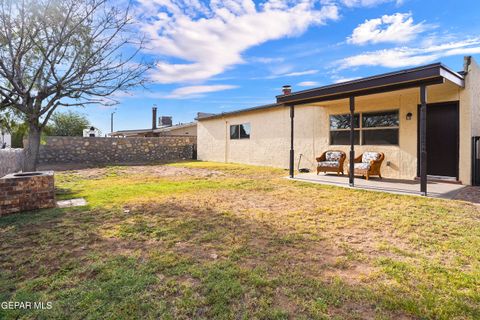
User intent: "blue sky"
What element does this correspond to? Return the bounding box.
[74,0,480,135]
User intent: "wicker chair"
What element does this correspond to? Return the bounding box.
[349,152,385,180]
[316,150,346,175]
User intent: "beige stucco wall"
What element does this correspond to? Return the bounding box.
[457,57,480,184]
[198,66,479,183]
[198,106,292,166]
[466,59,480,137]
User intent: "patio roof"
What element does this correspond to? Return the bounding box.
[276,63,464,105]
[280,62,467,196]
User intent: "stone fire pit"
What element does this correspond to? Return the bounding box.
[0,171,55,216]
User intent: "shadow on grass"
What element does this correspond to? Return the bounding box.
[0,200,424,320]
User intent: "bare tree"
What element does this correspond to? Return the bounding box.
[0,0,149,171]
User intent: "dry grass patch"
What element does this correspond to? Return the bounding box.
[1,162,479,319]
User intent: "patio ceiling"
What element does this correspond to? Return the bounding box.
[276,63,464,106]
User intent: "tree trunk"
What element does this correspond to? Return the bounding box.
[23,123,41,172]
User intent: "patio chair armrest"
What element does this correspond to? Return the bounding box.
[369,153,385,172]
[373,153,385,165]
[354,154,363,163]
[316,151,327,162]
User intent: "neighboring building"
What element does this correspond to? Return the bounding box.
[83,126,102,137]
[155,122,197,136]
[110,107,197,137]
[0,129,11,148]
[110,122,197,137]
[197,57,480,186]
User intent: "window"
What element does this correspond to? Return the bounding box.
[330,110,399,146]
[362,111,399,145]
[329,114,360,145]
[230,123,250,139]
[330,130,360,145]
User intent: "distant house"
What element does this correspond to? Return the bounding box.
[0,129,11,148]
[110,107,197,137]
[83,126,102,137]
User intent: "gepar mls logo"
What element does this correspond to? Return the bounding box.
[1,301,53,310]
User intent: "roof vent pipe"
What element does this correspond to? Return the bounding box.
[152,105,157,129]
[282,85,292,95]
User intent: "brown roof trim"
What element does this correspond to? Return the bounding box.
[197,103,281,121]
[198,63,464,121]
[110,128,154,135]
[277,63,464,105]
[153,122,197,132]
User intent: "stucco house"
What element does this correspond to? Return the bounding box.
[111,122,197,138]
[0,129,11,148]
[197,57,480,191]
[111,107,197,138]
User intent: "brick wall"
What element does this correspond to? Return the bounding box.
[0,172,55,216]
[38,136,197,165]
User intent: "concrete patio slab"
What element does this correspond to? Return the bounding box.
[289,173,467,199]
[57,198,88,208]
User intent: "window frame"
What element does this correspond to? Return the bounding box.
[229,123,251,140]
[329,109,399,146]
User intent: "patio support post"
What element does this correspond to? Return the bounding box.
[419,85,428,196]
[289,104,295,178]
[349,96,355,187]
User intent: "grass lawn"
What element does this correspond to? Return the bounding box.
[1,162,479,319]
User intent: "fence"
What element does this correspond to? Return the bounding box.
[38,136,197,164]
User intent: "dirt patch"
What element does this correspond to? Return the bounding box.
[116,165,223,178]
[51,164,224,180]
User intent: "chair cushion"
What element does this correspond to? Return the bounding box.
[362,152,381,163]
[325,151,343,162]
[354,162,371,170]
[318,161,339,168]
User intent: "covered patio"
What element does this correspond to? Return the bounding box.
[277,63,466,196]
[290,173,466,199]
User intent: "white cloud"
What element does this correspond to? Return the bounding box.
[298,81,319,87]
[250,56,285,64]
[284,70,318,77]
[333,77,360,83]
[166,85,238,98]
[265,69,318,79]
[338,38,480,69]
[341,0,403,7]
[348,13,427,45]
[137,0,339,83]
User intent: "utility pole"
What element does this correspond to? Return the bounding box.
[110,109,116,134]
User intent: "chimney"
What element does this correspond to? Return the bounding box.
[282,85,292,95]
[463,56,472,74]
[152,106,157,129]
[159,116,172,127]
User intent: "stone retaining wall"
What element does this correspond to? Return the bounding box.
[38,136,197,164]
[0,149,24,177]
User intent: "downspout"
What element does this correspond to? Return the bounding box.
[224,118,228,163]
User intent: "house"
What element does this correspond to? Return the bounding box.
[0,129,11,148]
[197,56,480,190]
[83,126,102,137]
[110,107,197,137]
